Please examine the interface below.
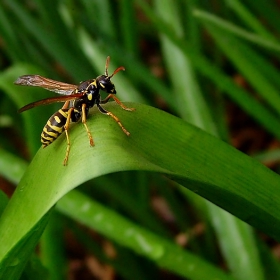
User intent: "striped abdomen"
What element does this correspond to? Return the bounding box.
[41,109,69,147]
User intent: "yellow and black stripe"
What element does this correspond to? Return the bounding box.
[41,109,69,147]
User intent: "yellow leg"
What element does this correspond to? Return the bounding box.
[63,107,74,166]
[106,111,130,136]
[101,94,135,111]
[82,103,94,146]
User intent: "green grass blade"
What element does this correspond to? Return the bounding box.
[5,1,92,81]
[193,9,280,52]
[0,65,58,155]
[154,0,216,133]
[0,7,23,61]
[242,0,280,32]
[136,0,280,138]
[0,210,52,280]
[204,25,280,116]
[152,2,265,279]
[57,190,235,280]
[224,0,277,41]
[207,208,263,280]
[81,0,116,40]
[0,191,9,216]
[0,102,280,278]
[119,0,139,57]
[40,213,67,280]
[0,149,27,185]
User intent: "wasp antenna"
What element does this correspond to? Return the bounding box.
[109,66,125,79]
[105,56,110,76]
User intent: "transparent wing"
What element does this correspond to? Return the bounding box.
[14,75,77,95]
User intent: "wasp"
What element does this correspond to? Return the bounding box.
[15,56,135,165]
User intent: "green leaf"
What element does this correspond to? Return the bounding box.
[224,0,276,40]
[0,102,280,279]
[193,9,280,52]
[0,64,59,155]
[136,0,280,139]
[196,15,280,117]
[57,190,235,280]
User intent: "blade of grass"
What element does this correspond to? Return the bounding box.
[119,0,139,57]
[154,2,264,279]
[253,149,280,165]
[80,0,116,40]
[242,0,280,32]
[0,149,27,185]
[40,213,67,280]
[0,7,23,61]
[4,0,93,81]
[203,24,280,116]
[224,0,277,41]
[68,221,155,280]
[153,0,217,133]
[92,176,171,236]
[0,151,238,280]
[57,190,236,280]
[194,10,280,92]
[193,9,280,53]
[207,207,263,280]
[0,192,9,216]
[0,65,59,155]
[1,102,280,278]
[136,0,280,138]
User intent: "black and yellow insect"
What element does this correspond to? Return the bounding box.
[15,57,134,165]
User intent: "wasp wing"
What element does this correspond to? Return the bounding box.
[18,94,84,113]
[14,75,77,95]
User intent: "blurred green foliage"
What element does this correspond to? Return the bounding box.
[1,1,280,279]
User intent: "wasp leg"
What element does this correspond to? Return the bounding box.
[82,103,94,146]
[63,107,74,166]
[97,104,130,136]
[62,100,70,110]
[100,94,135,111]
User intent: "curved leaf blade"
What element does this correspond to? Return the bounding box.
[0,102,280,275]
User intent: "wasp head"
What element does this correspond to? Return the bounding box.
[96,75,116,94]
[97,56,125,94]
